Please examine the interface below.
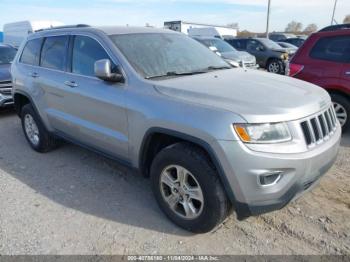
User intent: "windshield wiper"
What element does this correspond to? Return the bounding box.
[145,66,232,80]
[206,65,232,71]
[146,70,207,79]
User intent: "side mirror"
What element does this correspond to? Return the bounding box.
[94,59,124,82]
[257,46,265,52]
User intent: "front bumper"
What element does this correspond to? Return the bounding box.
[0,94,13,107]
[215,125,341,220]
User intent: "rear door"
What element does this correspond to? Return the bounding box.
[37,35,72,130]
[57,34,129,160]
[305,35,348,88]
[14,37,43,102]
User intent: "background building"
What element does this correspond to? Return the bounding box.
[164,20,238,38]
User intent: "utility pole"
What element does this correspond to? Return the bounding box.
[266,0,271,38]
[331,0,338,25]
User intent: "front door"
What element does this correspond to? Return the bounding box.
[59,35,129,160]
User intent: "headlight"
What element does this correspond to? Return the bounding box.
[233,123,291,143]
[226,59,240,68]
[280,53,289,60]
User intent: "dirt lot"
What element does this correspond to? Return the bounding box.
[0,109,349,255]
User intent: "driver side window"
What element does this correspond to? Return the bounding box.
[72,36,112,77]
[247,40,264,51]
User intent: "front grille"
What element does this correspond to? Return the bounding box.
[300,105,337,147]
[0,80,12,96]
[243,62,256,68]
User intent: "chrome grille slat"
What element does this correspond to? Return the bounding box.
[315,117,324,140]
[322,114,330,136]
[300,105,337,147]
[306,120,316,144]
[0,87,12,95]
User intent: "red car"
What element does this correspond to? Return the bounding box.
[288,24,350,131]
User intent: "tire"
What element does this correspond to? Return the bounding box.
[331,94,350,132]
[150,142,231,233]
[21,104,58,152]
[267,58,284,74]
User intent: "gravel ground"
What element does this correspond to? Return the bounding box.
[0,109,349,255]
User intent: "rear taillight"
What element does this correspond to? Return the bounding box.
[288,63,304,77]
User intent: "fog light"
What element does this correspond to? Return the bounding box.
[259,172,282,186]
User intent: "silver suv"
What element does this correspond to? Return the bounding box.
[11,25,341,233]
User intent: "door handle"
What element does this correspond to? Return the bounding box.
[30,72,39,78]
[64,81,78,88]
[345,71,350,76]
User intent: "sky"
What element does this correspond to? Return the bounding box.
[0,0,349,32]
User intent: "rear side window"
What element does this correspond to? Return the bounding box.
[310,36,350,63]
[40,36,68,71]
[72,35,110,77]
[229,40,246,50]
[20,38,43,65]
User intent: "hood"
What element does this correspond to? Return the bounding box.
[153,69,330,123]
[0,64,11,81]
[271,48,288,53]
[221,51,254,62]
[285,48,297,54]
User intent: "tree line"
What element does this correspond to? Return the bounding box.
[236,14,350,37]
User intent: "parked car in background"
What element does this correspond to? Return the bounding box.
[226,38,289,74]
[277,42,298,55]
[12,25,340,233]
[0,44,17,108]
[287,24,350,131]
[280,37,305,48]
[3,20,64,48]
[193,36,257,69]
[269,33,296,42]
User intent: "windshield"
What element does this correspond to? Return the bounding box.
[258,38,283,49]
[0,46,17,64]
[110,33,230,79]
[199,38,237,53]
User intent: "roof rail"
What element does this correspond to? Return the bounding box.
[35,24,90,32]
[319,23,350,32]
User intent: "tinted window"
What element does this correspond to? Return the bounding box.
[227,39,246,50]
[40,36,68,71]
[0,46,17,64]
[310,36,350,63]
[247,40,264,51]
[20,38,43,65]
[72,36,110,76]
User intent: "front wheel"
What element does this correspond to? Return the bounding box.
[21,104,58,152]
[267,59,284,74]
[150,143,231,233]
[331,94,349,132]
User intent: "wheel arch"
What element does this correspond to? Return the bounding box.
[327,89,350,100]
[138,127,243,215]
[13,90,39,117]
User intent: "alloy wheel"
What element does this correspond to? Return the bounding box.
[24,114,40,146]
[333,102,348,127]
[268,62,280,73]
[160,165,204,220]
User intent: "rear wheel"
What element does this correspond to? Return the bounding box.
[331,94,349,132]
[267,59,284,74]
[21,104,58,152]
[150,142,231,233]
